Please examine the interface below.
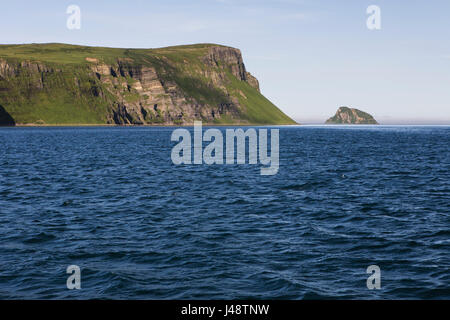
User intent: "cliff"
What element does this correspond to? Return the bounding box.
[326,107,378,124]
[0,43,295,126]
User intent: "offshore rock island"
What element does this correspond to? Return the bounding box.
[325,106,378,124]
[0,43,295,126]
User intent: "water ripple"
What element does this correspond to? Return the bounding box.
[0,126,449,299]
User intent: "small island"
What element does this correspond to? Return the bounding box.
[0,43,295,126]
[325,106,378,124]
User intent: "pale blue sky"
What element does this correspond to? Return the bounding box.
[1,0,449,123]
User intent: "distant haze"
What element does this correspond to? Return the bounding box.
[297,115,450,125]
[1,0,449,124]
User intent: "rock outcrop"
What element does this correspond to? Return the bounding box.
[326,107,378,124]
[0,43,294,126]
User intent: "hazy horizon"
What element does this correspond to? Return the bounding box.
[296,114,450,125]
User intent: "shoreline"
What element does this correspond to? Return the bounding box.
[0,123,450,128]
[0,122,301,128]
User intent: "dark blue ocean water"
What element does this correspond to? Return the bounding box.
[0,125,449,299]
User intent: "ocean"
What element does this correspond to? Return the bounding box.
[0,125,449,299]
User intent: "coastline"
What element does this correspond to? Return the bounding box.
[2,122,300,128]
[3,123,450,128]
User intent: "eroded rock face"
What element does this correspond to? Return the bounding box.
[326,107,378,124]
[202,46,260,91]
[87,46,253,125]
[0,59,55,91]
[0,59,53,78]
[0,44,295,125]
[245,72,260,92]
[203,47,246,80]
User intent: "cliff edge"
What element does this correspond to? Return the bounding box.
[0,43,295,126]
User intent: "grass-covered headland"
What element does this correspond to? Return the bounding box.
[0,43,295,126]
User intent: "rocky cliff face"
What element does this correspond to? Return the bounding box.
[0,43,293,125]
[326,107,378,124]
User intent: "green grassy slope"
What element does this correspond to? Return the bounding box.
[0,43,296,125]
[223,69,293,124]
[0,63,110,124]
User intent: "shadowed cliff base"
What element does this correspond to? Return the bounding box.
[0,105,15,126]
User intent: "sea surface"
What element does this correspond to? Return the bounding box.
[0,125,449,299]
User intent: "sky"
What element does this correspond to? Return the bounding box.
[1,0,449,124]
